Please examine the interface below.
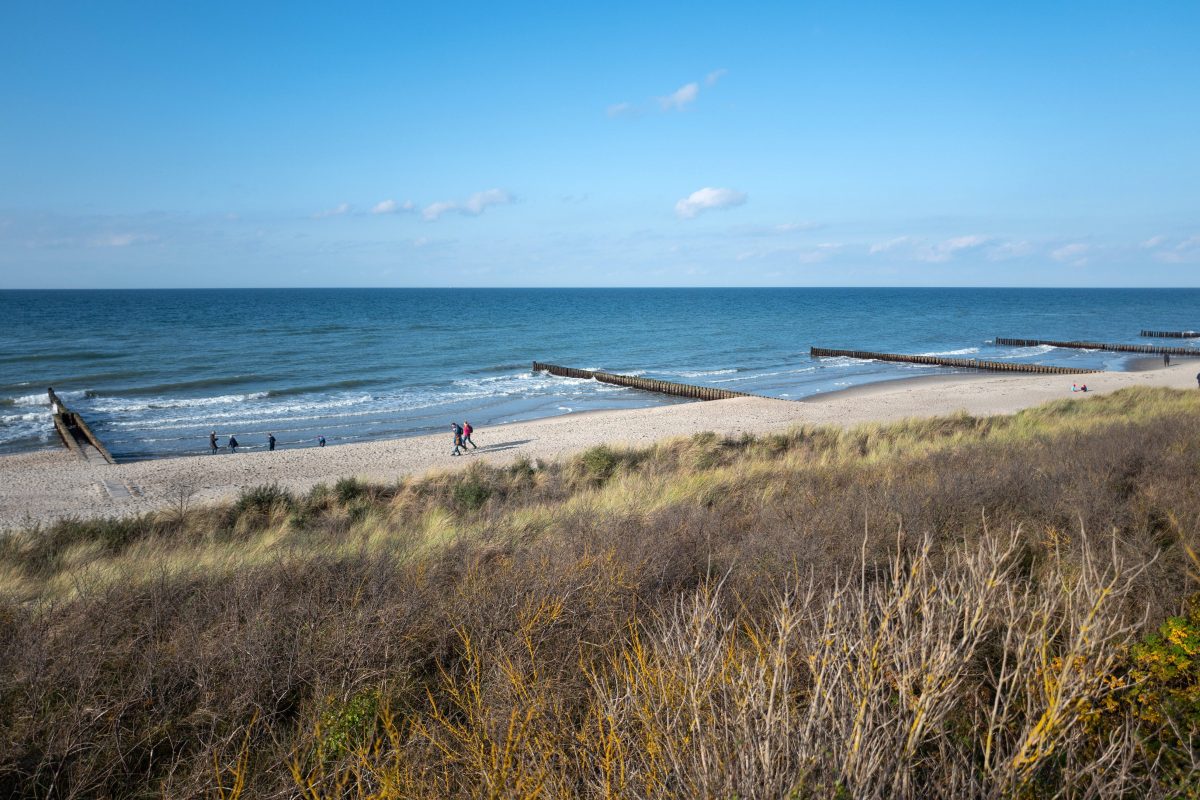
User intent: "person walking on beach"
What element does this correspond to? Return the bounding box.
[1164,353,1171,367]
[318,435,326,447]
[268,433,276,451]
[228,435,239,453]
[451,423,466,456]
[462,421,477,449]
[209,431,218,454]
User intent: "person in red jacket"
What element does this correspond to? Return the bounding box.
[462,421,478,450]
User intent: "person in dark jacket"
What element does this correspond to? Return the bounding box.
[228,435,239,453]
[268,433,276,451]
[209,431,218,454]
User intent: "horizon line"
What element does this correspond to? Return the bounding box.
[3,285,1200,292]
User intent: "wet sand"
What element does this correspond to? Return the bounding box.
[2,362,1197,529]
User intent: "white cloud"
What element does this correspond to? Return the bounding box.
[796,243,843,263]
[421,201,458,221]
[659,82,699,111]
[675,187,747,219]
[422,189,514,221]
[1151,235,1200,263]
[606,102,637,118]
[986,240,1034,261]
[869,235,989,262]
[1051,243,1090,265]
[313,202,350,219]
[925,235,988,261]
[941,234,987,251]
[90,232,156,247]
[372,199,415,215]
[869,236,916,255]
[463,188,511,214]
[611,70,725,117]
[735,242,842,264]
[773,221,820,233]
[1141,235,1167,249]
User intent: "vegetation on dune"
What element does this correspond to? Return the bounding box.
[0,386,1199,798]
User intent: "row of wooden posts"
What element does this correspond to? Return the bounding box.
[1140,330,1200,339]
[994,337,1199,357]
[809,348,1095,375]
[48,387,116,464]
[532,362,759,401]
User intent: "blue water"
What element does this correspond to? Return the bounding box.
[2,288,1198,460]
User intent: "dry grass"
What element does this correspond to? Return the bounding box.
[1,386,1199,797]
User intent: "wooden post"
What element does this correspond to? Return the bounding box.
[994,337,1197,357]
[810,347,1093,375]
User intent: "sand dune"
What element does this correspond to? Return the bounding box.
[2,363,1197,529]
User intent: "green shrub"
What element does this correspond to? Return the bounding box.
[234,484,294,517]
[508,456,536,480]
[580,445,619,482]
[1124,593,1200,788]
[452,478,492,511]
[317,689,380,759]
[335,477,366,505]
[305,483,333,511]
[346,500,372,524]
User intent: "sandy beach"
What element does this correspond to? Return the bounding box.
[2,362,1197,529]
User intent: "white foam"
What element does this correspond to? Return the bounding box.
[10,393,49,406]
[989,344,1055,359]
[918,347,979,356]
[1,412,49,424]
[0,413,53,444]
[88,391,272,414]
[816,356,875,366]
[674,368,738,378]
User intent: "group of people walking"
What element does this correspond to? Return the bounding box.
[451,421,477,456]
[208,431,324,453]
[207,422,483,456]
[206,423,481,455]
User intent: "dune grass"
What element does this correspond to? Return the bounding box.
[1,386,1199,797]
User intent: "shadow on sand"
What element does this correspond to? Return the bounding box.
[472,439,533,453]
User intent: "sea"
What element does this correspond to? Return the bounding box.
[2,288,1198,461]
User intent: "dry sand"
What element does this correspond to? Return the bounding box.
[3,362,1198,529]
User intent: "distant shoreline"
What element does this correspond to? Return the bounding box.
[7,287,1199,460]
[3,362,1199,529]
[15,361,1193,465]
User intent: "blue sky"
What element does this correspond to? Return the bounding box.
[1,2,1197,288]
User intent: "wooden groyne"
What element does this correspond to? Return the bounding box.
[532,362,759,401]
[48,387,116,464]
[1140,330,1200,339]
[810,348,1096,375]
[995,337,1199,357]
